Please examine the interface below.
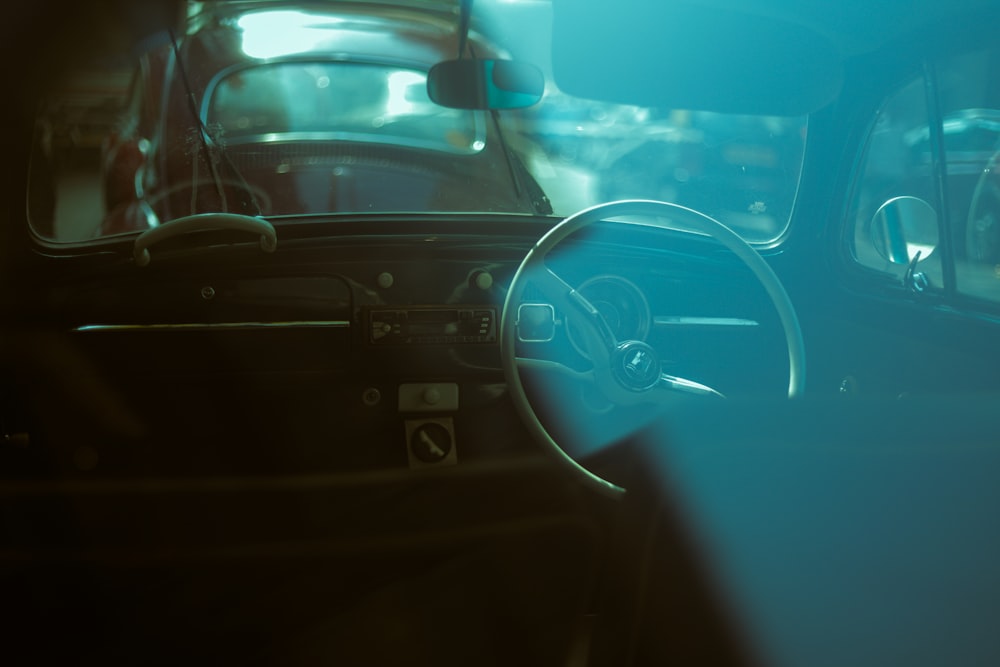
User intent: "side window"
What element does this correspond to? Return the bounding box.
[27,38,137,242]
[28,62,131,242]
[850,45,1000,304]
[938,48,1000,301]
[850,76,942,289]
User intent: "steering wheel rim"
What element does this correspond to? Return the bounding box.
[500,200,806,498]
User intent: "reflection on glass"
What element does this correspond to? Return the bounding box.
[238,10,346,59]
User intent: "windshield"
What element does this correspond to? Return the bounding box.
[26,3,806,244]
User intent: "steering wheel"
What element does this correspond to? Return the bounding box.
[500,200,806,498]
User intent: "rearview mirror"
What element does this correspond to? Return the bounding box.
[427,59,544,110]
[871,196,939,265]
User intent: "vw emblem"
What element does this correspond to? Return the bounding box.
[613,341,661,391]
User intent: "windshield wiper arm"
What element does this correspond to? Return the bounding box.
[460,39,550,216]
[489,108,553,215]
[167,30,262,217]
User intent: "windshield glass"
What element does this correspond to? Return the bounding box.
[208,62,485,153]
[26,2,806,244]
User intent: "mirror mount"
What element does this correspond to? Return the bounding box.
[457,0,473,59]
[902,251,931,293]
[430,0,543,110]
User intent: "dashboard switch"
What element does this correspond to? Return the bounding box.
[398,383,459,412]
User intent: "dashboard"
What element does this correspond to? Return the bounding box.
[40,220,787,480]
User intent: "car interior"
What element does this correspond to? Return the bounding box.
[3,1,1000,665]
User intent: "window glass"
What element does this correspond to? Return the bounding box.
[936,47,1000,302]
[522,103,806,243]
[849,75,943,289]
[27,59,133,241]
[851,46,1000,305]
[26,7,807,245]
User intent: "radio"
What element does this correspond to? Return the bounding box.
[367,307,497,345]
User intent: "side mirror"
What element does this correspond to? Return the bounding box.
[427,59,544,110]
[871,196,939,264]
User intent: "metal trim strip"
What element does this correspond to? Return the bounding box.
[74,321,351,332]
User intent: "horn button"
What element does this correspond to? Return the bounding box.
[612,340,661,392]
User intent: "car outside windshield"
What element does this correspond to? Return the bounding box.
[26,2,806,244]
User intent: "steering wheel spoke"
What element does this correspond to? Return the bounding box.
[526,264,618,342]
[521,262,574,303]
[520,263,619,367]
[658,372,726,399]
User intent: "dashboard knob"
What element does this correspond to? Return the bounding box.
[376,271,394,289]
[471,270,493,290]
[362,387,382,407]
[423,388,441,406]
